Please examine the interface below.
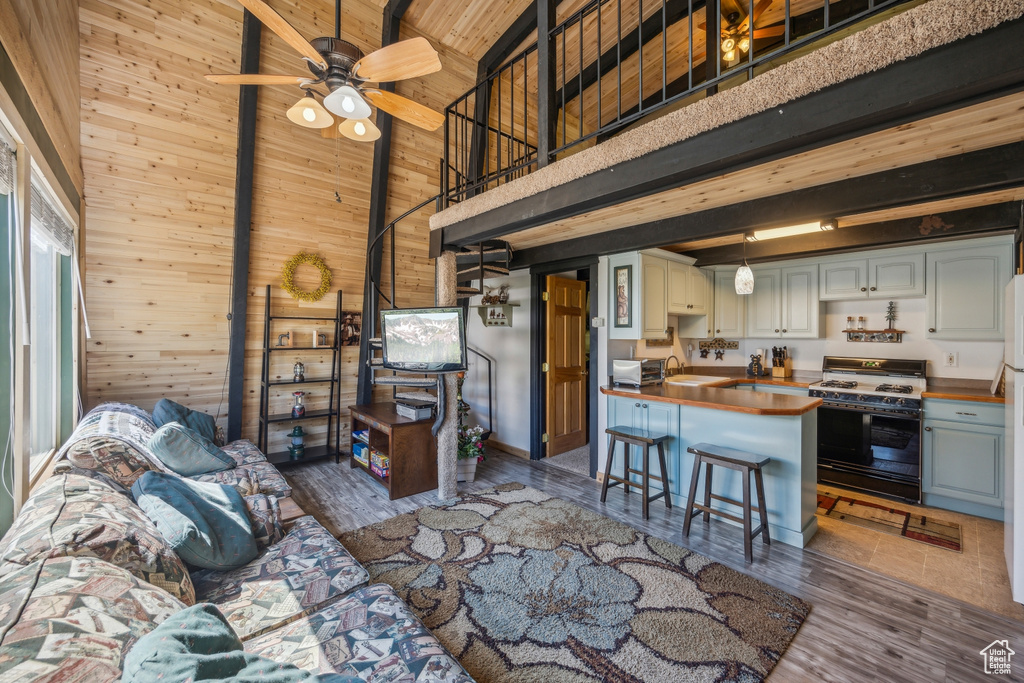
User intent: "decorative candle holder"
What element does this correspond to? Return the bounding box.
[293,361,305,382]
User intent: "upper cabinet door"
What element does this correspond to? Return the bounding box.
[687,266,709,314]
[746,269,781,338]
[640,255,669,339]
[869,253,925,298]
[713,269,745,338]
[819,259,868,300]
[667,261,690,314]
[927,245,1010,340]
[781,265,822,338]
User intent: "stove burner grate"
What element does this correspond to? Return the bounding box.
[819,380,858,389]
[875,384,913,394]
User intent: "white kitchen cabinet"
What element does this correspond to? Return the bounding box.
[745,266,821,338]
[712,268,745,338]
[608,250,680,340]
[926,244,1010,340]
[668,262,709,315]
[819,254,925,300]
[640,254,669,339]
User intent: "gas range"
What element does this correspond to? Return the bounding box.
[808,357,927,415]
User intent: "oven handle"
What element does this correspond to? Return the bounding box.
[819,401,921,418]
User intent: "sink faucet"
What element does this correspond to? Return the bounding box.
[666,354,682,376]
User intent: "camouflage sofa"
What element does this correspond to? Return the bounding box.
[0,407,475,682]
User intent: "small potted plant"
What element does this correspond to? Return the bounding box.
[456,375,486,482]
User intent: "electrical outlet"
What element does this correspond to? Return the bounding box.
[944,352,959,367]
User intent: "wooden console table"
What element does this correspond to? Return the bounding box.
[349,403,437,500]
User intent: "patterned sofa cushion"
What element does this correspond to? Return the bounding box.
[0,474,195,605]
[59,435,158,489]
[0,556,185,682]
[221,439,268,466]
[244,584,475,682]
[190,516,368,641]
[191,461,292,498]
[243,494,285,549]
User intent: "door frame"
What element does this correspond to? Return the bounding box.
[530,257,599,478]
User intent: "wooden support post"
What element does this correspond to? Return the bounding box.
[436,251,459,499]
[536,0,557,168]
[226,11,261,442]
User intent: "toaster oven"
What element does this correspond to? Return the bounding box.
[612,359,665,386]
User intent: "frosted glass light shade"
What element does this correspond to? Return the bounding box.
[735,264,754,295]
[323,85,372,119]
[338,118,381,142]
[286,93,334,128]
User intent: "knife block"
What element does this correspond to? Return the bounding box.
[771,359,792,378]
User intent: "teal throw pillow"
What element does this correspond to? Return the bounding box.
[123,603,360,683]
[148,422,234,477]
[132,472,258,571]
[153,399,217,442]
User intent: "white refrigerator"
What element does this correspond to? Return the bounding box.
[1004,276,1024,603]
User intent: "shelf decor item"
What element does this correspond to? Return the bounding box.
[288,425,306,460]
[291,391,306,418]
[281,252,332,303]
[293,361,305,382]
[885,301,897,329]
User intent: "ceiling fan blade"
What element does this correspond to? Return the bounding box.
[752,25,785,39]
[235,0,325,68]
[353,37,441,83]
[738,0,774,32]
[205,74,308,85]
[364,90,444,131]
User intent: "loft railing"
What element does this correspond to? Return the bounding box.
[442,0,912,208]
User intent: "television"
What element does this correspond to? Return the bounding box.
[380,307,467,373]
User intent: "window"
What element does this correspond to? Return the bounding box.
[28,224,59,469]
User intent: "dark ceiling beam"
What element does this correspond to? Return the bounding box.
[510,142,1024,267]
[685,202,1023,266]
[481,3,538,73]
[437,17,1024,251]
[227,11,261,442]
[388,0,415,19]
[556,0,703,106]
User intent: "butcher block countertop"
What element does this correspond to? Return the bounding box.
[600,383,821,416]
[921,385,1005,403]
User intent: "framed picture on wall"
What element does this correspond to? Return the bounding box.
[614,265,631,328]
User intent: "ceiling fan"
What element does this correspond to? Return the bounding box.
[206,0,445,142]
[700,0,785,62]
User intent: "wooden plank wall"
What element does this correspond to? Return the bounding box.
[0,0,83,193]
[80,0,475,452]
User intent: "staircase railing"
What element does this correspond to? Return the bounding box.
[466,346,493,439]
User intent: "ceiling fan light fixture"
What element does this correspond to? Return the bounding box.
[286,91,334,128]
[339,117,381,142]
[324,84,372,119]
[721,37,736,52]
[738,37,750,52]
[723,49,737,62]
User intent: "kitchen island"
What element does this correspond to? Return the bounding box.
[601,383,821,547]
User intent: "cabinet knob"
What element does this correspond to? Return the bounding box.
[782,329,787,333]
[870,286,877,291]
[716,329,721,333]
[774,329,780,333]
[860,287,867,292]
[635,402,641,407]
[641,404,648,408]
[924,426,932,431]
[928,328,936,333]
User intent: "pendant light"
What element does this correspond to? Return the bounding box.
[338,117,381,142]
[735,235,754,295]
[286,91,334,129]
[323,84,372,119]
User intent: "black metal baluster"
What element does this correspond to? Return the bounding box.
[662,0,668,101]
[579,16,584,145]
[597,0,602,130]
[688,0,693,90]
[497,64,502,184]
[561,28,567,149]
[638,0,643,113]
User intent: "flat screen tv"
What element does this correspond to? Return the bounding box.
[380,307,467,373]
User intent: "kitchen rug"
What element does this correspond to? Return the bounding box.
[816,490,962,552]
[340,482,810,683]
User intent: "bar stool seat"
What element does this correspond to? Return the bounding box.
[682,442,771,563]
[600,425,672,520]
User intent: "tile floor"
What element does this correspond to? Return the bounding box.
[807,485,1024,620]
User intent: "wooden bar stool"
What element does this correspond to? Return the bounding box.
[682,442,771,563]
[600,425,672,520]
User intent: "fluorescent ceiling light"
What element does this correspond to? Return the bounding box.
[745,221,835,242]
[324,85,372,119]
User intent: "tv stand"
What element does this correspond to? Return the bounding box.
[349,403,437,500]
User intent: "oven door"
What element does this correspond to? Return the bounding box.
[817,403,921,502]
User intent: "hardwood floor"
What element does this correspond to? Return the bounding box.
[284,450,1024,683]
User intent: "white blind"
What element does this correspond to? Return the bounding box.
[0,139,13,196]
[30,184,74,256]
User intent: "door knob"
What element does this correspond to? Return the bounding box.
[860,287,867,292]
[928,328,936,333]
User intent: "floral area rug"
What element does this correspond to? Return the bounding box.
[339,482,810,682]
[817,490,962,552]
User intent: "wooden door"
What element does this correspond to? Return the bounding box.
[546,276,587,457]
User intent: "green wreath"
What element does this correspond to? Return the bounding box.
[281,252,332,303]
